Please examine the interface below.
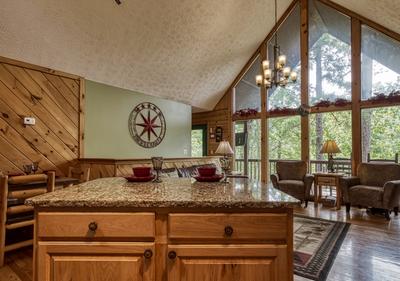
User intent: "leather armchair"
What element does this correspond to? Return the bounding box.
[340,163,400,220]
[270,161,314,207]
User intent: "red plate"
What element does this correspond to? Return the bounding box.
[125,175,155,182]
[193,174,224,182]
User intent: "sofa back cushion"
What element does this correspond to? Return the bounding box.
[177,164,218,178]
[358,163,400,186]
[160,168,179,178]
[276,161,307,181]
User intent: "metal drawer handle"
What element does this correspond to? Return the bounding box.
[144,249,153,259]
[88,221,98,232]
[224,225,234,236]
[168,251,177,260]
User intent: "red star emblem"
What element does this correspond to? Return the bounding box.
[136,110,161,141]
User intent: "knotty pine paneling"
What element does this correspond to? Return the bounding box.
[0,57,83,176]
[192,93,232,156]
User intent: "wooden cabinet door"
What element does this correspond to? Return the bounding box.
[167,244,290,281]
[37,242,155,281]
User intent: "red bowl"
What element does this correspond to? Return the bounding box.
[132,167,152,177]
[197,167,216,177]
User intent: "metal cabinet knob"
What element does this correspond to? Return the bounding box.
[144,249,153,259]
[88,221,98,232]
[224,225,234,236]
[168,251,177,260]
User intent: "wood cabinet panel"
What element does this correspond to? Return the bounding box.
[167,244,288,281]
[37,212,155,239]
[168,213,288,242]
[53,256,141,281]
[37,242,155,281]
[34,210,293,281]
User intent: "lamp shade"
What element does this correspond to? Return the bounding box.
[320,140,341,154]
[215,141,234,155]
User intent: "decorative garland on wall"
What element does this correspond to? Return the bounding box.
[232,108,258,118]
[366,90,400,103]
[312,98,351,108]
[233,92,400,119]
[268,107,298,115]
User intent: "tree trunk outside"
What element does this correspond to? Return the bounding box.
[315,45,324,163]
[361,56,373,162]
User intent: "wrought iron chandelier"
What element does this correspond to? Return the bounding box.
[256,0,297,88]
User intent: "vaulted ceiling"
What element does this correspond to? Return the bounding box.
[1,0,399,111]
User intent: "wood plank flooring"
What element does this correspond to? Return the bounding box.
[0,205,399,281]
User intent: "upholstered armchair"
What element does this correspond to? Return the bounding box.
[340,163,400,220]
[270,161,314,207]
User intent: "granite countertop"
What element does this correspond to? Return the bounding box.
[26,177,300,209]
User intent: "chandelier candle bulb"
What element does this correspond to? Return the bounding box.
[290,71,297,81]
[262,60,270,70]
[255,75,263,86]
[264,69,272,79]
[283,67,291,77]
[278,55,286,66]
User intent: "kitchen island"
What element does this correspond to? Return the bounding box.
[26,177,300,281]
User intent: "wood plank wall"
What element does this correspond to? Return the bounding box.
[0,57,83,176]
[192,93,233,155]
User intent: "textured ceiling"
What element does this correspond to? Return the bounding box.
[332,0,400,35]
[0,0,291,110]
[0,1,399,111]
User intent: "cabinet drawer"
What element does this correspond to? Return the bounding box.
[317,176,336,185]
[38,212,155,239]
[168,213,288,241]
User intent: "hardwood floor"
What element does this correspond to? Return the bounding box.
[0,247,32,281]
[0,205,399,281]
[294,205,400,281]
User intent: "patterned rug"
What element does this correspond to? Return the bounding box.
[294,215,350,281]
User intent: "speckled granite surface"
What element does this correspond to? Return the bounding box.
[26,177,300,209]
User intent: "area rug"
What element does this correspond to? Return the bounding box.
[293,215,350,281]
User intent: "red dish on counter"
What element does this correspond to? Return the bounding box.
[193,174,224,182]
[125,175,155,182]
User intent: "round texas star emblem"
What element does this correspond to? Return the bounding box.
[128,102,166,148]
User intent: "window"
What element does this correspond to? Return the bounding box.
[309,111,352,173]
[234,120,261,180]
[308,0,351,105]
[361,106,400,161]
[267,4,301,110]
[191,125,207,157]
[361,25,400,100]
[234,122,245,171]
[268,116,301,160]
[234,56,261,112]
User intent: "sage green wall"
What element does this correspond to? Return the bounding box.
[84,80,191,158]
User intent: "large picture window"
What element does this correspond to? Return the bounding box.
[310,111,352,173]
[268,116,301,161]
[308,0,351,105]
[228,0,400,182]
[234,56,261,112]
[234,120,261,180]
[361,25,400,100]
[267,4,301,110]
[361,106,400,161]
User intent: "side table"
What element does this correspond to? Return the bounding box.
[313,172,344,210]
